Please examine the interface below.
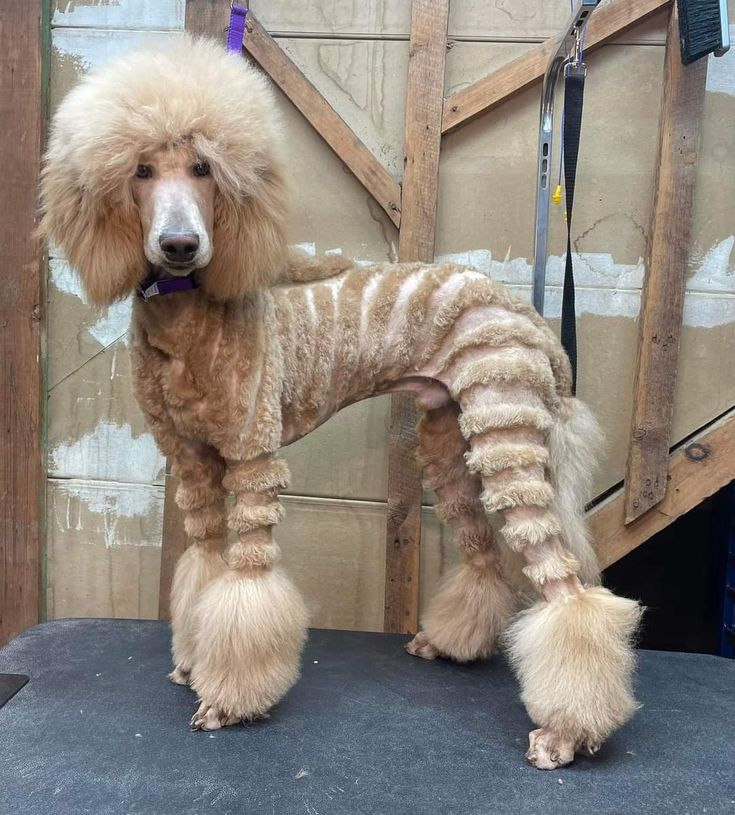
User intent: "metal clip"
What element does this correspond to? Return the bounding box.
[565,28,588,78]
[140,281,159,301]
[531,0,599,315]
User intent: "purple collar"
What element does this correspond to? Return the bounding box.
[137,275,198,301]
[227,5,248,53]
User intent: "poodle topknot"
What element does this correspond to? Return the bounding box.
[40,36,289,304]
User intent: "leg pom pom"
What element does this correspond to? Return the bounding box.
[189,568,308,726]
[170,544,226,674]
[416,553,515,663]
[505,586,642,763]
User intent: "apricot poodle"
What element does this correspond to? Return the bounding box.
[39,37,641,769]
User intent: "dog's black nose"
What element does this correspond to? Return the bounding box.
[159,231,199,263]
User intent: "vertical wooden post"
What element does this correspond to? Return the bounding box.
[0,0,46,643]
[624,7,707,524]
[383,0,450,634]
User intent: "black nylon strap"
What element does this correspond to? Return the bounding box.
[562,71,586,395]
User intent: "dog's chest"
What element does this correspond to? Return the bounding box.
[158,350,239,440]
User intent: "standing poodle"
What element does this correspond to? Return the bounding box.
[39,37,641,769]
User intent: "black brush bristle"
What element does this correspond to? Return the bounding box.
[676,0,726,64]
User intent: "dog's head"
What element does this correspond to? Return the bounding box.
[39,36,288,305]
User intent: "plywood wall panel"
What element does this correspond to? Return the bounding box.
[277,38,407,179]
[439,42,663,264]
[47,484,454,632]
[281,499,454,632]
[284,397,391,501]
[275,93,399,257]
[249,0,667,43]
[50,28,186,112]
[47,480,164,620]
[48,339,165,485]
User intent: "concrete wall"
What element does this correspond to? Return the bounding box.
[47,0,735,628]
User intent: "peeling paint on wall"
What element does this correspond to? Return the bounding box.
[50,258,132,347]
[50,420,165,484]
[52,0,184,31]
[690,235,735,292]
[303,242,735,327]
[52,480,163,549]
[52,28,186,86]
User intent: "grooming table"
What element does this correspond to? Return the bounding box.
[0,621,733,814]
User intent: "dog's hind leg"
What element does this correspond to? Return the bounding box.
[449,364,641,768]
[406,402,515,662]
[168,442,227,685]
[188,455,308,731]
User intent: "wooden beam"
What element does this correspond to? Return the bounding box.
[242,12,402,228]
[623,9,707,523]
[591,409,735,569]
[0,0,46,644]
[184,0,230,37]
[384,0,450,635]
[442,0,671,135]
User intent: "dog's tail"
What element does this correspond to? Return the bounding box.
[547,396,604,586]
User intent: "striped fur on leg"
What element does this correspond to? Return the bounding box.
[445,352,640,768]
[188,456,308,730]
[407,403,515,662]
[168,445,227,685]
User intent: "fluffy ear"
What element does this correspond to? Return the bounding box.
[39,156,146,307]
[200,166,289,301]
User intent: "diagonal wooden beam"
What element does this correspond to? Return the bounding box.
[623,8,707,523]
[384,0,450,635]
[243,12,402,228]
[591,408,735,569]
[442,0,672,135]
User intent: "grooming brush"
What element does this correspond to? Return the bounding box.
[676,0,730,64]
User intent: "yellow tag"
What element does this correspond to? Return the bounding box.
[552,184,563,205]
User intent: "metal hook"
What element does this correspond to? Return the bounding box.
[531,0,598,315]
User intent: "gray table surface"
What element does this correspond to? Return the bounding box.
[1,619,733,815]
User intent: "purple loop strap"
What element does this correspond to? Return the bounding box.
[227,4,248,53]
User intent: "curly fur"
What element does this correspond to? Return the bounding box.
[40,36,641,766]
[39,37,288,303]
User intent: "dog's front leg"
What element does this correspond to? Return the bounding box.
[188,455,308,731]
[167,441,227,685]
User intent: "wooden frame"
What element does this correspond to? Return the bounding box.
[0,0,47,644]
[384,0,450,634]
[593,408,735,567]
[623,7,708,523]
[169,0,725,631]
[441,0,671,134]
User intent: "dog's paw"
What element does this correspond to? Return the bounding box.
[190,704,242,731]
[578,740,602,758]
[190,703,271,731]
[525,728,576,770]
[405,631,440,661]
[168,666,190,685]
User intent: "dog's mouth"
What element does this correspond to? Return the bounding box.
[148,261,198,279]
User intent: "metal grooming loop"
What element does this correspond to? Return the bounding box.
[532,0,600,315]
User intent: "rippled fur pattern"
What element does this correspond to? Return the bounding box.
[39,37,641,765]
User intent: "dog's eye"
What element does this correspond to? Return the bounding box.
[135,164,152,179]
[193,161,210,177]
